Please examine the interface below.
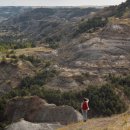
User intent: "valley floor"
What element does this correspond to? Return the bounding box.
[58,111,130,130]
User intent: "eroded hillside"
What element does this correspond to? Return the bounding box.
[0,3,130,91]
[0,7,32,22]
[0,1,130,130]
[57,22,130,87]
[0,7,100,44]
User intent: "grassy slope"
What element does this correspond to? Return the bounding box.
[58,111,130,130]
[14,47,53,56]
[109,17,130,26]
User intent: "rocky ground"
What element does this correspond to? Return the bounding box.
[5,119,63,130]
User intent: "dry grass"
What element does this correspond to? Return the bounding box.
[123,9,130,18]
[58,112,130,130]
[14,47,53,56]
[109,17,130,26]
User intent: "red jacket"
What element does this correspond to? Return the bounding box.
[81,101,89,111]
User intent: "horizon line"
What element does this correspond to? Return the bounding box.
[0,5,115,7]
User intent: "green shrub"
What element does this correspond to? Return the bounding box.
[20,68,57,88]
[45,37,60,49]
[0,42,35,50]
[0,83,127,128]
[0,57,7,64]
[86,85,126,116]
[108,74,130,100]
[74,17,108,36]
[19,55,41,66]
[22,84,126,116]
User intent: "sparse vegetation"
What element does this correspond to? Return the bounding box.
[19,55,41,66]
[108,74,130,100]
[58,112,130,130]
[45,37,60,49]
[0,2,130,130]
[114,0,130,17]
[0,42,35,51]
[74,17,108,36]
[20,68,58,88]
[0,75,129,129]
[0,56,7,64]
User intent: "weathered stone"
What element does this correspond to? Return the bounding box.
[5,119,62,130]
[5,96,82,125]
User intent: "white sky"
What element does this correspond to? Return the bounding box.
[0,0,127,6]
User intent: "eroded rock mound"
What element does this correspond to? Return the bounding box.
[5,119,62,130]
[5,96,82,125]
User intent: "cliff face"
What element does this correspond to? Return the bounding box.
[5,96,82,125]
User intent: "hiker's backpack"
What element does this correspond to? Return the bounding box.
[82,101,88,110]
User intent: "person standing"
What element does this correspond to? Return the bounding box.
[81,98,89,122]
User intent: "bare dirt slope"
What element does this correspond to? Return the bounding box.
[57,22,130,87]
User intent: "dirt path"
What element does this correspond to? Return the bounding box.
[58,112,130,130]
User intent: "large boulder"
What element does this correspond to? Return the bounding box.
[5,96,82,125]
[5,119,62,130]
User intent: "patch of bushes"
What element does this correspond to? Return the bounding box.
[114,0,130,17]
[19,55,41,66]
[0,55,18,64]
[0,56,7,64]
[20,68,58,88]
[86,85,126,116]
[0,77,128,128]
[0,97,9,130]
[108,74,130,100]
[45,37,60,49]
[48,43,59,49]
[74,17,108,36]
[35,85,126,116]
[0,42,35,51]
[0,84,126,120]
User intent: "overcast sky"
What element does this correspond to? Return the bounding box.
[0,0,127,6]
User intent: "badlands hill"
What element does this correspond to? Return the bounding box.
[0,1,130,92]
[0,7,100,43]
[0,0,130,130]
[0,7,32,22]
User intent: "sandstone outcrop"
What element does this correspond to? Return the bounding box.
[5,96,82,125]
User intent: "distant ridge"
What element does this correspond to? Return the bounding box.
[0,5,105,9]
